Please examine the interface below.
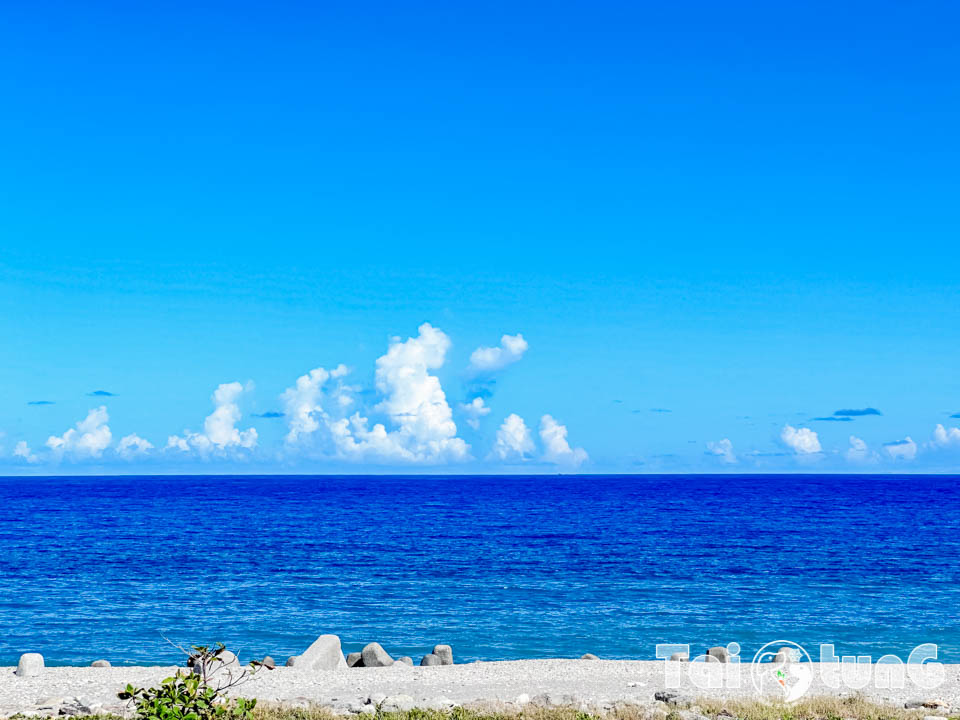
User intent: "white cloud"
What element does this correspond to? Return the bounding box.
[167,382,258,454]
[932,424,960,448]
[845,435,875,463]
[47,406,112,458]
[339,323,468,462]
[490,413,536,461]
[459,397,491,429]
[539,414,587,467]
[281,364,349,444]
[706,438,736,463]
[780,425,821,454]
[283,323,470,464]
[884,437,917,461]
[166,435,189,452]
[13,440,39,464]
[468,333,528,374]
[117,434,153,458]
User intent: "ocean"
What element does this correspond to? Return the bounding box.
[1,474,958,666]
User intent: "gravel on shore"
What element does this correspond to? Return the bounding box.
[1,660,957,718]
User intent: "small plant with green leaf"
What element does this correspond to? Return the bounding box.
[119,643,259,720]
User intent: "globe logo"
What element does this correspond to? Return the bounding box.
[750,640,813,702]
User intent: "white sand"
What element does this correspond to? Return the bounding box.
[2,660,957,718]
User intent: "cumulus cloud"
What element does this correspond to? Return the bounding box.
[845,435,874,463]
[47,406,112,458]
[706,438,736,463]
[13,441,39,463]
[883,437,917,461]
[932,424,960,448]
[167,382,258,454]
[282,365,349,444]
[333,324,468,462]
[781,425,821,454]
[467,333,528,374]
[282,324,470,464]
[539,414,587,467]
[490,413,535,461]
[459,397,491,429]
[117,434,153,458]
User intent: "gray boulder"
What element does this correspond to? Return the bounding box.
[192,650,238,675]
[532,693,563,707]
[361,642,393,668]
[397,656,413,666]
[300,634,348,671]
[34,697,61,712]
[433,644,453,665]
[654,691,693,707]
[706,646,729,663]
[285,655,300,667]
[906,700,949,710]
[420,653,442,666]
[218,650,239,666]
[16,653,44,677]
[670,652,689,662]
[774,648,794,664]
[260,656,276,669]
[61,697,101,716]
[581,653,599,660]
[381,695,415,712]
[346,652,364,667]
[91,660,111,668]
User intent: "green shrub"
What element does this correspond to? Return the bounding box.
[120,644,258,720]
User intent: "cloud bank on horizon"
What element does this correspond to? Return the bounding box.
[4,322,960,473]
[5,324,587,471]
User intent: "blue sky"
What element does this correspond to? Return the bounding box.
[2,0,959,473]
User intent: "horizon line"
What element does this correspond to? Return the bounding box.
[3,471,959,479]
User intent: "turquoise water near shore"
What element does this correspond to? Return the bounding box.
[1,474,958,665]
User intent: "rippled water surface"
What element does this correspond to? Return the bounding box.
[1,474,958,665]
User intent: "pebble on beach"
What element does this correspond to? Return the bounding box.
[381,695,415,712]
[655,690,694,707]
[90,660,110,668]
[581,653,599,660]
[16,653,44,677]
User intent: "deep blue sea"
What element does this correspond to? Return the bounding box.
[1,474,958,666]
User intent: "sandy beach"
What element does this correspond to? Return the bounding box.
[2,660,957,718]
